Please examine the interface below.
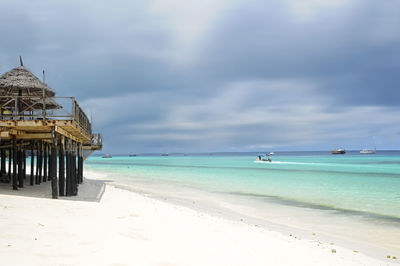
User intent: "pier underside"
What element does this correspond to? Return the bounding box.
[0,120,102,198]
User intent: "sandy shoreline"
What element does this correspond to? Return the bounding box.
[0,177,398,266]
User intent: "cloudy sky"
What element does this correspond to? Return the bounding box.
[1,0,400,153]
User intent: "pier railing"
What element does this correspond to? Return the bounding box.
[90,133,102,148]
[0,96,92,138]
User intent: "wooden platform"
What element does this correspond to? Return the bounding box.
[0,120,91,143]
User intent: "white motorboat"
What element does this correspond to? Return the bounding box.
[360,149,376,154]
[331,148,346,154]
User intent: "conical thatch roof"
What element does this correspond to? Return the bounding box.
[0,66,55,97]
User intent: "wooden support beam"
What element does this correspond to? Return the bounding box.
[30,141,34,186]
[59,136,65,196]
[0,142,31,149]
[15,133,52,140]
[12,139,17,190]
[8,147,12,183]
[36,142,42,184]
[0,120,73,128]
[78,143,83,184]
[71,141,77,196]
[65,138,71,196]
[0,120,90,143]
[51,127,58,199]
[0,131,10,138]
[35,142,39,184]
[48,145,51,181]
[17,143,23,188]
[23,149,26,180]
[43,143,48,183]
[54,126,80,143]
[0,147,6,182]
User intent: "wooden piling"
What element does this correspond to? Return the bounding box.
[59,136,65,196]
[50,127,58,199]
[17,143,23,188]
[65,138,71,196]
[8,147,12,182]
[43,143,48,182]
[38,142,43,183]
[30,141,34,186]
[23,149,26,180]
[35,142,39,184]
[36,142,40,184]
[0,147,6,180]
[72,141,77,195]
[12,139,17,190]
[48,145,52,181]
[78,143,83,184]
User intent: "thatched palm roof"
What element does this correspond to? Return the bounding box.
[0,66,55,97]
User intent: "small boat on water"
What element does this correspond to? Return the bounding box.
[331,148,346,154]
[102,154,112,158]
[360,149,376,154]
[360,142,376,154]
[256,155,272,162]
[269,152,275,155]
[161,153,169,156]
[129,154,137,157]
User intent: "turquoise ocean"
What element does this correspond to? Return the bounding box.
[85,151,400,254]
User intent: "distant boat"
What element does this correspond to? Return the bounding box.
[269,152,275,155]
[360,149,376,154]
[331,149,346,154]
[161,153,169,156]
[360,140,376,154]
[102,154,112,158]
[129,154,137,157]
[256,155,272,162]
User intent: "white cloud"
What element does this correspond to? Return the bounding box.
[82,78,400,151]
[148,0,232,65]
[285,0,355,22]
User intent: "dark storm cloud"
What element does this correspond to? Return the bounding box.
[195,1,400,105]
[1,0,400,153]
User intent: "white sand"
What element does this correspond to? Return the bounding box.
[0,179,397,266]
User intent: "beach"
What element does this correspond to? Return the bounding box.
[0,174,398,266]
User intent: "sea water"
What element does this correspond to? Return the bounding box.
[85,151,400,255]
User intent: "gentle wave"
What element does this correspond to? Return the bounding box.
[228,191,400,224]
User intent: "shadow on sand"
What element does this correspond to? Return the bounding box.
[0,176,113,202]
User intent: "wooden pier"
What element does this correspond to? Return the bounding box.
[0,60,102,198]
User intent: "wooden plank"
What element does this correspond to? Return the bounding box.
[16,133,52,140]
[0,131,9,138]
[0,120,74,129]
[55,126,81,143]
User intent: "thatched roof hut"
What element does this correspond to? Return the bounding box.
[0,66,55,97]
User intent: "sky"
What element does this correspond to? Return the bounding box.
[1,0,400,153]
